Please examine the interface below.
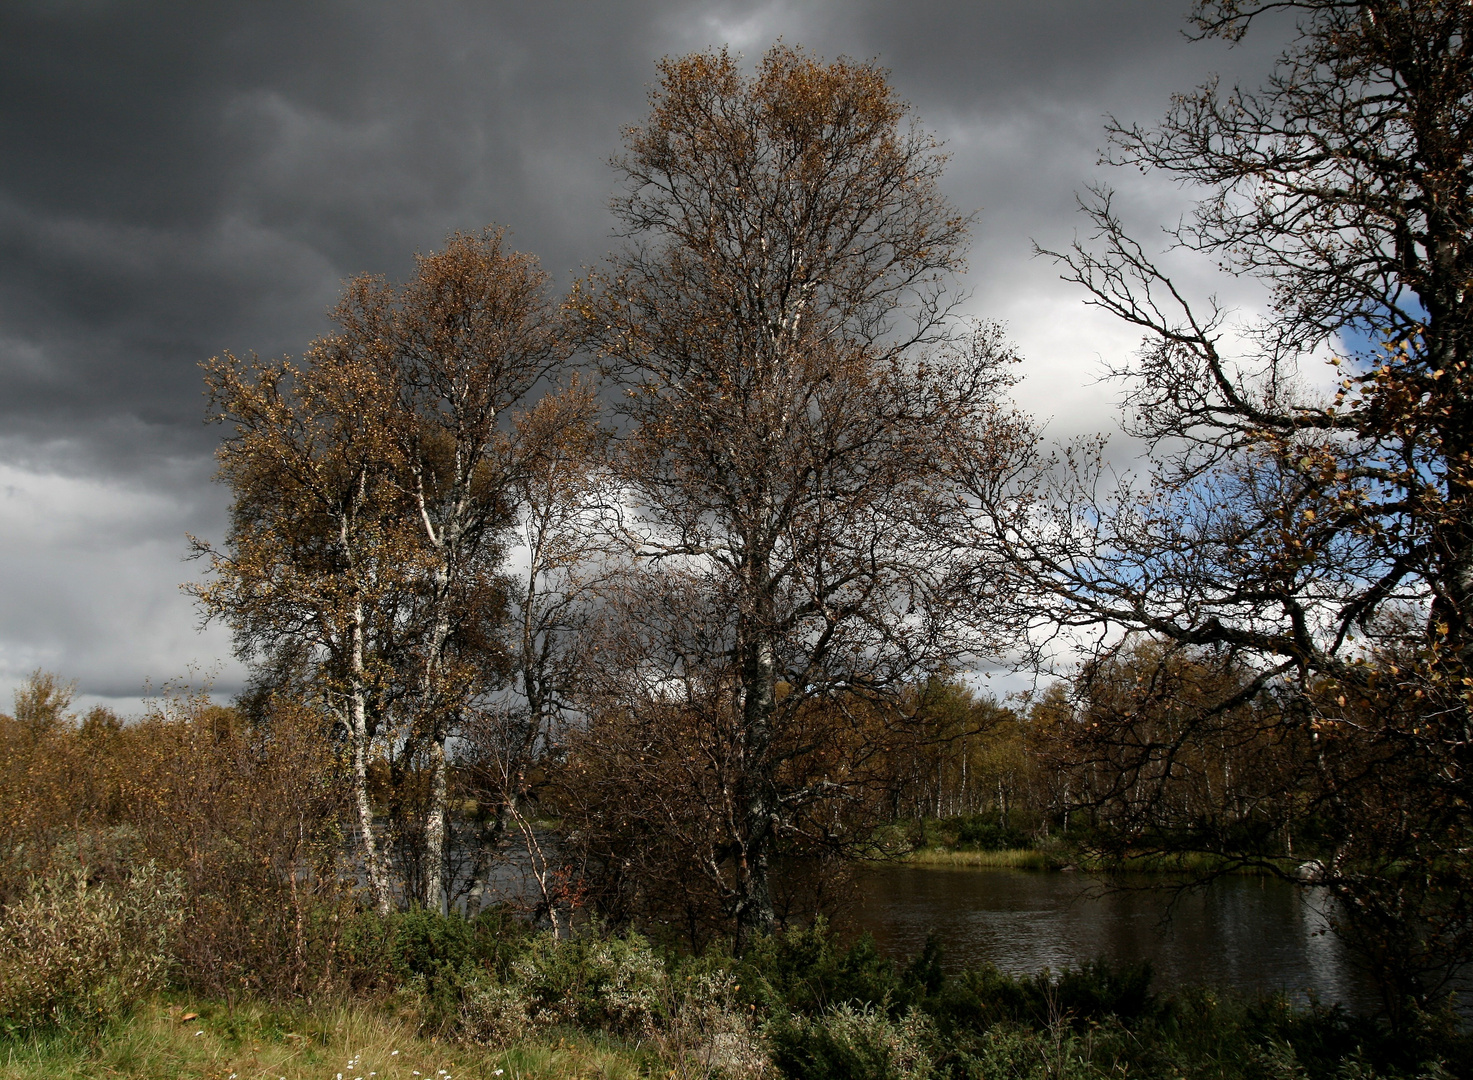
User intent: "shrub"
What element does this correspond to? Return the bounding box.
[394,905,477,978]
[735,923,910,1017]
[0,677,358,998]
[508,930,669,1036]
[460,929,672,1045]
[460,977,533,1047]
[953,813,1030,852]
[462,932,771,1076]
[655,966,770,1080]
[924,958,1156,1038]
[0,861,184,1034]
[768,1002,936,1080]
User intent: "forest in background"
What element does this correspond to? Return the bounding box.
[7,2,1473,1077]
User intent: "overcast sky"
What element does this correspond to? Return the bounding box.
[0,0,1290,711]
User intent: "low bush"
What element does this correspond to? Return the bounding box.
[483,930,669,1037]
[0,861,183,1034]
[923,957,1156,1037]
[768,1003,936,1080]
[735,921,914,1017]
[953,813,1032,852]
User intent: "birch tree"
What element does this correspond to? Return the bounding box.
[968,0,1473,1016]
[196,228,570,913]
[337,229,570,912]
[580,45,1024,943]
[193,344,409,914]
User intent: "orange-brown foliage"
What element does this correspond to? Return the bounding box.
[0,674,356,995]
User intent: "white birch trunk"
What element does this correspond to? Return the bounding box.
[350,600,394,915]
[424,735,449,915]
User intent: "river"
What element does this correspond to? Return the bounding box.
[848,863,1377,1011]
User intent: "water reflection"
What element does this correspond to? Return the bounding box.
[848,864,1377,1012]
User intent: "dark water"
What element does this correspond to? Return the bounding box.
[848,864,1377,1011]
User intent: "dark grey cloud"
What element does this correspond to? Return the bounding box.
[0,0,1288,704]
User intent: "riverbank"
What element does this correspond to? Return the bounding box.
[893,816,1289,876]
[904,846,1054,869]
[902,848,1285,875]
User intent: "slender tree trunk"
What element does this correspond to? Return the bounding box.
[424,736,449,915]
[414,479,458,914]
[350,602,393,915]
[735,624,779,949]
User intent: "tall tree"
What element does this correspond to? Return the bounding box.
[973,0,1473,1015]
[334,228,570,912]
[196,228,569,913]
[580,45,1021,943]
[194,341,409,914]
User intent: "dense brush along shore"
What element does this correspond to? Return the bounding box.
[2,887,1468,1080]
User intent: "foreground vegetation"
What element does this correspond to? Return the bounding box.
[3,903,1469,1080]
[1,999,644,1080]
[1,676,1467,1078]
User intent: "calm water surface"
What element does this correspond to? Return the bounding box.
[848,864,1375,1011]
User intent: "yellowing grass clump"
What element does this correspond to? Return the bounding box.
[903,847,1053,870]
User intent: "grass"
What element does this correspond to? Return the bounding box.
[903,847,1054,869]
[903,845,1284,876]
[0,999,647,1080]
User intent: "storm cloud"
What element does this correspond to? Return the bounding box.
[0,0,1285,707]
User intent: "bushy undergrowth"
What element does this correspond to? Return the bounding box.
[1,682,1466,1078]
[3,889,1469,1080]
[0,862,183,1034]
[768,1003,937,1080]
[0,684,361,998]
[916,812,1042,854]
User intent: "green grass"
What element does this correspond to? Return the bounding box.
[0,999,647,1080]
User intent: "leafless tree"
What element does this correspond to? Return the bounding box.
[966,0,1473,1018]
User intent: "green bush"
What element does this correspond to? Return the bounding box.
[735,922,912,1017]
[393,904,477,978]
[953,814,1030,852]
[921,957,1155,1040]
[507,930,670,1035]
[769,1002,936,1080]
[655,966,770,1079]
[0,862,184,1034]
